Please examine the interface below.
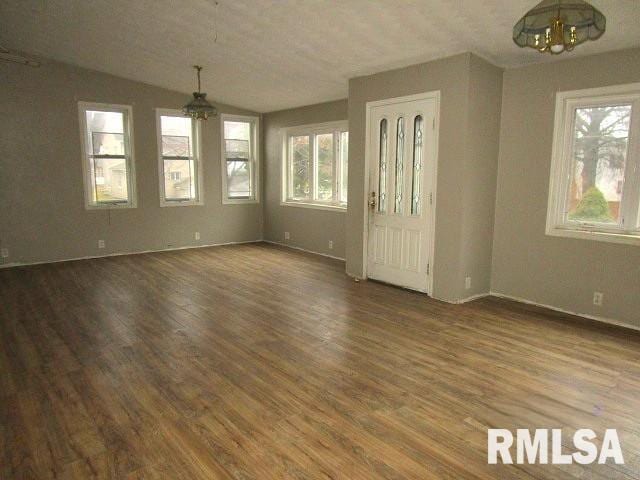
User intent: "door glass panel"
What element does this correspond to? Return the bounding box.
[411,115,423,216]
[378,119,388,213]
[394,117,404,214]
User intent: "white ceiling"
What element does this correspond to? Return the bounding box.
[1,0,639,113]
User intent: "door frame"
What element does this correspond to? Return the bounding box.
[361,90,441,295]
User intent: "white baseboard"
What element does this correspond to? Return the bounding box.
[490,291,640,333]
[455,292,491,304]
[0,239,263,269]
[263,240,345,262]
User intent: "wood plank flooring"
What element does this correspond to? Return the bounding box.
[1,242,639,479]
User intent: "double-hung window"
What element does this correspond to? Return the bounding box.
[79,102,136,208]
[221,114,259,203]
[546,83,640,245]
[281,121,348,210]
[156,109,202,206]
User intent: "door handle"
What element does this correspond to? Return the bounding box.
[369,192,377,209]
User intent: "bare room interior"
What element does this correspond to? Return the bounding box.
[1,1,639,478]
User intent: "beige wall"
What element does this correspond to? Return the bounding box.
[263,100,348,259]
[492,48,640,327]
[0,58,262,266]
[460,54,503,298]
[346,53,502,302]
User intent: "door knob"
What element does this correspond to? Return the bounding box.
[369,192,376,209]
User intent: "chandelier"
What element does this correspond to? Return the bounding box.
[513,0,606,55]
[183,65,217,120]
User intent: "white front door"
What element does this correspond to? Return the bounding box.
[366,95,437,293]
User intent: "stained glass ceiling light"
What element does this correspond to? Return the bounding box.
[183,65,217,120]
[513,0,606,55]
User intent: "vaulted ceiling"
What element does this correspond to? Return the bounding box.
[2,0,639,112]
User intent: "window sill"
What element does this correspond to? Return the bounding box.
[86,203,136,210]
[280,201,347,212]
[223,198,259,205]
[546,226,640,246]
[160,200,203,208]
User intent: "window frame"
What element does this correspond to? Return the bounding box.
[155,108,203,207]
[220,113,260,205]
[546,83,640,246]
[280,120,348,212]
[78,101,137,209]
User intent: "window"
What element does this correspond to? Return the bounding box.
[547,83,640,245]
[281,121,348,210]
[156,109,202,206]
[221,114,259,203]
[78,102,136,208]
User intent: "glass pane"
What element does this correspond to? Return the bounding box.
[86,110,124,134]
[227,160,251,198]
[411,116,423,216]
[164,159,195,200]
[224,121,251,141]
[378,119,387,213]
[316,133,334,201]
[162,135,190,157]
[92,157,128,203]
[567,104,631,225]
[91,132,124,156]
[340,131,348,204]
[290,135,310,199]
[225,139,250,161]
[87,111,125,156]
[394,117,405,214]
[161,115,192,157]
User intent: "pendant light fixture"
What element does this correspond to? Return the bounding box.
[513,0,605,55]
[183,65,217,120]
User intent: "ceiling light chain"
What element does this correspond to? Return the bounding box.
[183,65,217,120]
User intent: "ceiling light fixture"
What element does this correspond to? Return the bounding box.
[513,0,606,55]
[183,65,217,120]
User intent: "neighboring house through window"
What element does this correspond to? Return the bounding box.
[546,83,640,245]
[156,109,203,206]
[78,102,136,209]
[221,114,259,203]
[281,121,348,210]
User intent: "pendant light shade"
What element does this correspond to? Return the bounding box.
[183,65,217,120]
[513,0,605,55]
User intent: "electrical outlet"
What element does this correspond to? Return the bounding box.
[328,240,333,250]
[284,232,290,240]
[593,292,603,306]
[465,276,471,290]
[194,232,200,240]
[98,240,105,249]
[1,248,9,258]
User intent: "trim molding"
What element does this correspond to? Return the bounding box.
[490,291,640,333]
[455,292,491,304]
[0,239,263,269]
[263,240,345,261]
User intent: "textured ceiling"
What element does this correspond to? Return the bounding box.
[1,0,639,112]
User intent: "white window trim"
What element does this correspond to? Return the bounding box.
[78,101,137,210]
[280,120,348,211]
[546,83,640,246]
[155,108,204,207]
[220,113,260,205]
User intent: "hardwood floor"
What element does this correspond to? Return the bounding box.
[1,242,639,479]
